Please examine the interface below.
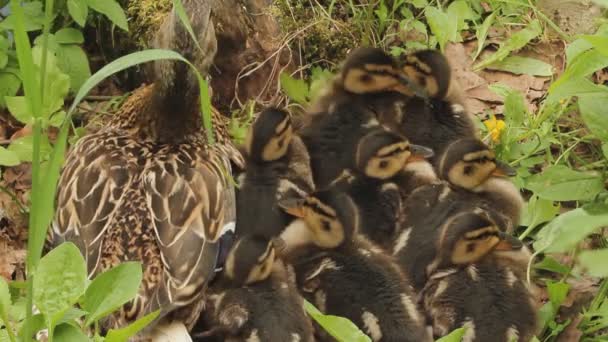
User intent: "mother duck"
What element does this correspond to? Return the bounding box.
[50,0,243,339]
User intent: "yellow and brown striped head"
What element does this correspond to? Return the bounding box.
[400,49,452,99]
[224,235,284,285]
[438,138,516,190]
[245,107,293,162]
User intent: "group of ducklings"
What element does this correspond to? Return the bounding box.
[196,47,538,342]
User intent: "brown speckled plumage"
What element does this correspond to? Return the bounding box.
[51,0,243,336]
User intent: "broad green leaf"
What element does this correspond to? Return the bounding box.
[67,0,88,27]
[592,0,608,6]
[55,28,85,44]
[475,20,542,70]
[8,134,52,163]
[534,203,608,252]
[0,146,21,166]
[83,262,142,325]
[603,143,608,160]
[5,96,32,124]
[0,73,22,108]
[411,0,427,9]
[49,111,67,127]
[503,89,527,128]
[0,36,8,52]
[548,77,608,102]
[582,35,608,56]
[473,12,496,61]
[578,95,608,141]
[85,0,128,31]
[304,300,371,342]
[486,56,553,76]
[0,51,7,70]
[0,2,45,31]
[534,257,569,275]
[105,310,160,342]
[579,249,608,277]
[280,72,309,105]
[524,165,604,202]
[550,49,608,97]
[520,195,559,230]
[447,0,476,31]
[53,323,90,341]
[0,330,8,342]
[33,243,87,324]
[33,33,60,52]
[309,67,334,102]
[566,38,593,64]
[436,327,465,342]
[58,307,88,325]
[547,281,569,307]
[56,45,91,92]
[425,7,457,51]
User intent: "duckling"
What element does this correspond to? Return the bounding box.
[379,50,478,161]
[279,189,432,342]
[332,128,436,247]
[309,47,421,115]
[419,211,537,341]
[393,139,522,290]
[236,107,314,239]
[196,235,314,342]
[50,1,245,338]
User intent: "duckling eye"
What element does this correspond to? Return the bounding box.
[359,73,373,83]
[466,243,476,253]
[464,165,474,175]
[321,220,332,232]
[379,160,389,169]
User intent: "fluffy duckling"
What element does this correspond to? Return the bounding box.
[332,128,436,247]
[379,50,478,161]
[419,211,537,341]
[51,0,244,338]
[279,189,431,342]
[198,235,314,342]
[309,47,422,115]
[236,107,314,239]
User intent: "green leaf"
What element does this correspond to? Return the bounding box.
[548,77,608,102]
[105,310,160,342]
[503,88,527,128]
[309,67,334,102]
[0,277,10,323]
[55,28,85,44]
[578,95,608,141]
[475,20,542,70]
[547,281,569,307]
[534,203,608,252]
[53,323,90,342]
[436,327,465,342]
[473,12,496,61]
[33,243,87,324]
[8,134,52,163]
[83,262,142,325]
[0,146,21,166]
[447,0,476,31]
[0,51,7,70]
[582,35,608,56]
[520,195,559,230]
[579,249,608,277]
[534,257,569,275]
[0,73,22,109]
[280,72,309,105]
[602,143,608,160]
[411,0,428,9]
[486,56,553,76]
[5,96,33,124]
[425,7,457,51]
[85,0,128,31]
[524,165,604,202]
[56,45,91,92]
[49,111,67,127]
[304,300,371,342]
[67,0,89,27]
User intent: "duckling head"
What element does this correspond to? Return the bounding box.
[224,235,284,286]
[341,47,420,96]
[436,210,523,268]
[245,107,293,163]
[438,138,516,191]
[279,189,359,251]
[400,49,452,100]
[355,128,434,180]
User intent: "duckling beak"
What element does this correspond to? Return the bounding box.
[494,232,524,251]
[492,161,517,177]
[408,144,434,162]
[278,198,306,218]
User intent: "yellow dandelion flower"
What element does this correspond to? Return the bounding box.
[483,116,506,142]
